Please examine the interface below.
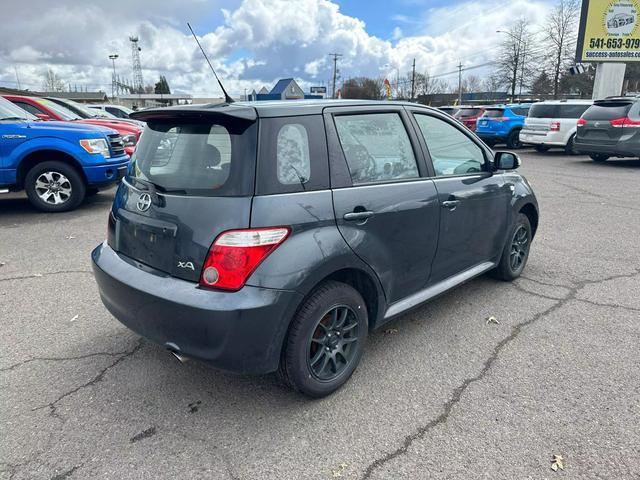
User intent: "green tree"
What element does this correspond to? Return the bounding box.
[154,75,171,95]
[530,71,554,95]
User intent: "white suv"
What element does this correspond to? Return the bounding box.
[519,100,592,154]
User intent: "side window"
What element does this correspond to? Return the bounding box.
[106,107,124,118]
[276,124,311,185]
[511,107,530,116]
[414,114,486,177]
[14,102,43,116]
[557,104,590,118]
[256,115,329,195]
[334,113,419,185]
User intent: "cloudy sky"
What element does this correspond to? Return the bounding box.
[0,0,556,97]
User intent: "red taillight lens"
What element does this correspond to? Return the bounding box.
[610,117,640,128]
[550,121,561,132]
[577,118,586,126]
[199,227,290,291]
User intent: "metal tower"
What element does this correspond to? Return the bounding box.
[129,36,144,93]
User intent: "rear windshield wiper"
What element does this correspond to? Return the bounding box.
[128,176,187,197]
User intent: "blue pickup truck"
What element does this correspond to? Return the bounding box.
[0,97,130,212]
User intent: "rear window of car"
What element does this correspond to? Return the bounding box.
[456,108,482,117]
[483,109,505,118]
[128,118,257,197]
[528,104,557,118]
[582,102,633,120]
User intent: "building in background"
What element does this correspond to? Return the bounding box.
[251,78,323,101]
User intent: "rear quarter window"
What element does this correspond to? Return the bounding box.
[256,115,329,195]
[528,104,557,118]
[510,107,529,116]
[556,104,591,118]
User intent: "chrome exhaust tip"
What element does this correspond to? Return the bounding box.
[170,350,189,363]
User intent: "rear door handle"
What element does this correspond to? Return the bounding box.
[343,210,375,221]
[441,200,460,210]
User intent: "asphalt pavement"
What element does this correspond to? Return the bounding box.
[1,150,639,479]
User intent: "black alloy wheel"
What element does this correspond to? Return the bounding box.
[307,305,360,381]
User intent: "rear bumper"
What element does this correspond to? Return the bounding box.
[573,140,639,157]
[83,156,130,185]
[91,242,303,374]
[519,132,566,147]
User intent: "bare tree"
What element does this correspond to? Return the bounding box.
[543,0,581,98]
[483,73,506,93]
[495,19,535,102]
[464,74,483,93]
[42,68,65,92]
[414,72,448,96]
[342,77,383,100]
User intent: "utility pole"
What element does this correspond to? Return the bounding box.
[109,54,119,101]
[329,53,343,99]
[457,62,463,105]
[14,66,21,90]
[410,58,416,102]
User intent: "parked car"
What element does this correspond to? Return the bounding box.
[88,104,135,119]
[46,97,145,128]
[2,95,142,156]
[0,96,129,212]
[607,13,634,29]
[476,103,532,148]
[438,105,459,116]
[92,100,539,397]
[519,100,592,154]
[575,96,640,162]
[454,106,487,131]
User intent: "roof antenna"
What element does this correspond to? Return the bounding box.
[187,22,234,103]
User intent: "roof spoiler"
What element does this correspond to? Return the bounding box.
[130,104,257,122]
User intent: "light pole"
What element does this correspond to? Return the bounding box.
[108,54,119,102]
[496,30,522,103]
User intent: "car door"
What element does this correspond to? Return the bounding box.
[408,108,511,283]
[325,106,440,304]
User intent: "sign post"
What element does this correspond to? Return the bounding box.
[576,0,640,98]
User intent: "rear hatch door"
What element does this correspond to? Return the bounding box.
[477,108,504,132]
[524,103,556,135]
[108,107,258,282]
[578,101,632,145]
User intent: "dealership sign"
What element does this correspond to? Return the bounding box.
[310,86,327,94]
[576,0,640,61]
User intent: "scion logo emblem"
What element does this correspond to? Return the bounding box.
[136,193,152,212]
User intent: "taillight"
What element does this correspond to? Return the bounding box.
[199,227,290,291]
[550,121,561,132]
[577,118,586,126]
[610,117,640,128]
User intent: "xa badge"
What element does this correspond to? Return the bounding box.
[137,193,152,212]
[178,261,195,271]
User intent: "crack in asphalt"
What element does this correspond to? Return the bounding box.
[31,339,143,420]
[360,269,640,479]
[50,464,82,480]
[0,269,92,283]
[0,348,142,373]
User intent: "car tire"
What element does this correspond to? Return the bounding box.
[491,213,532,281]
[590,154,609,162]
[565,134,578,155]
[506,129,522,149]
[278,281,368,397]
[534,145,550,153]
[24,161,86,213]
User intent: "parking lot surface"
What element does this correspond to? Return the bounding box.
[1,151,639,479]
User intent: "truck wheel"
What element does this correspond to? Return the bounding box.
[506,130,522,149]
[277,281,368,397]
[534,145,550,153]
[590,154,609,162]
[24,161,86,212]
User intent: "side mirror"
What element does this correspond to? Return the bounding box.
[35,113,51,121]
[494,151,521,170]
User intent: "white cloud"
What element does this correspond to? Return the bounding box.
[0,0,554,97]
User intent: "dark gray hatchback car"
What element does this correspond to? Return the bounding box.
[92,100,539,397]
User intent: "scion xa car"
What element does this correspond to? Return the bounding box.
[92,100,539,397]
